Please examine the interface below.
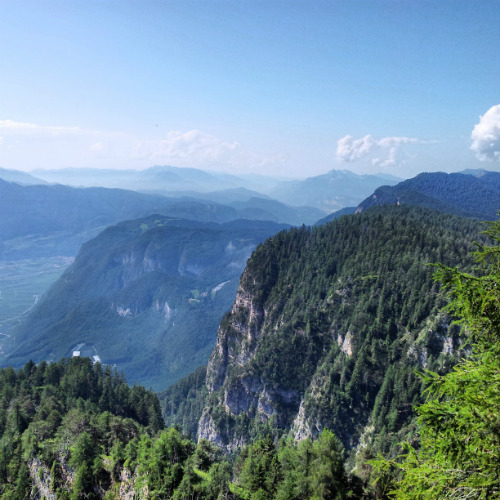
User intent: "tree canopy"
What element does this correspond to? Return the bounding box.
[379,216,500,499]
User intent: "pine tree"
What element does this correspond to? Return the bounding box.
[381,217,500,499]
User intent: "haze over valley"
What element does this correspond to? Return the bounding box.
[0,1,499,498]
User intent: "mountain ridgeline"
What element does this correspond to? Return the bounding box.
[0,178,322,260]
[6,216,289,390]
[162,206,484,457]
[355,170,500,220]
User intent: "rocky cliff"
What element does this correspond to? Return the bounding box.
[196,207,482,453]
[6,216,288,390]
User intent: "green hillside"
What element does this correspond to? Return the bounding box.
[5,216,288,390]
[356,171,500,220]
[163,207,484,459]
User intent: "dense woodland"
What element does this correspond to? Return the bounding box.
[356,171,500,221]
[0,358,364,499]
[191,207,483,456]
[1,206,500,498]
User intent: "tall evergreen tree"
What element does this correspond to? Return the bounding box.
[380,217,500,499]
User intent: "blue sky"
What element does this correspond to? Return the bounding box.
[0,0,499,178]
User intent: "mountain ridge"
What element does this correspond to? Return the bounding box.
[5,215,289,390]
[159,206,484,457]
[355,170,500,220]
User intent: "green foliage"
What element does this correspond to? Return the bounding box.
[7,216,287,390]
[378,217,500,499]
[0,356,363,499]
[199,206,482,454]
[159,365,208,439]
[357,171,500,221]
[0,357,163,498]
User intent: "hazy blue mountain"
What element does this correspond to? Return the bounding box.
[458,168,495,177]
[229,197,324,226]
[314,206,356,225]
[0,179,180,259]
[0,167,47,185]
[270,169,402,212]
[5,215,289,390]
[356,170,500,220]
[158,190,325,226]
[0,179,318,259]
[160,187,270,204]
[31,165,286,194]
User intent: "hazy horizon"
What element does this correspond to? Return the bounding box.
[1,0,499,179]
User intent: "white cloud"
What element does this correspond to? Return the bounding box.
[90,142,105,152]
[0,119,124,169]
[336,134,376,162]
[145,130,240,164]
[0,120,283,173]
[133,129,283,172]
[470,104,500,161]
[336,134,420,171]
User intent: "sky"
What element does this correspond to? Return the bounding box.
[0,0,499,179]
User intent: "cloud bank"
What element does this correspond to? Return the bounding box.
[0,120,81,136]
[336,134,419,169]
[135,130,241,166]
[0,120,283,173]
[133,130,286,173]
[470,104,500,161]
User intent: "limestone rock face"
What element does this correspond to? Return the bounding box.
[195,209,474,453]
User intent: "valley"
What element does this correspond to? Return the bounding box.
[0,166,499,499]
[1,3,498,496]
[0,256,73,353]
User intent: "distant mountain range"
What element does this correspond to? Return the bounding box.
[355,170,500,220]
[2,166,404,215]
[0,179,323,259]
[0,167,47,185]
[5,216,289,389]
[29,165,285,194]
[318,170,500,224]
[270,169,401,212]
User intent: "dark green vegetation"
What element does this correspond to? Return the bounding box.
[169,207,484,458]
[5,216,288,390]
[0,357,366,499]
[0,357,163,499]
[356,170,500,221]
[2,205,500,499]
[376,217,500,499]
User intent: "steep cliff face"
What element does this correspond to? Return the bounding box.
[196,207,482,452]
[7,216,288,390]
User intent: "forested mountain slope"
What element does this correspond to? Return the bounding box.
[5,216,288,390]
[355,170,500,220]
[160,207,484,456]
[0,357,365,499]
